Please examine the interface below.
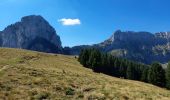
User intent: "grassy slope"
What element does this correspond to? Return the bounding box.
[0,48,170,100]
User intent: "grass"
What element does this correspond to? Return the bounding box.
[0,48,170,99]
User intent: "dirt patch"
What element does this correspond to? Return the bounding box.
[19,55,40,63]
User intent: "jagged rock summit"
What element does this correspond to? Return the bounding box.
[0,15,62,53]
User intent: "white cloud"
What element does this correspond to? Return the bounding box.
[58,18,81,26]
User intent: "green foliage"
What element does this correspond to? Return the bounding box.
[141,67,149,82]
[78,49,90,67]
[119,61,127,78]
[65,87,75,95]
[166,62,170,89]
[148,62,166,87]
[89,49,102,72]
[78,48,149,81]
[126,62,135,80]
[78,48,169,89]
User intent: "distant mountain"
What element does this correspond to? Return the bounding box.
[0,15,62,53]
[68,30,170,64]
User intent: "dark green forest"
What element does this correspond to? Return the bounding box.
[78,48,170,89]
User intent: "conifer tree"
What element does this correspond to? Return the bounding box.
[166,62,170,89]
[148,62,166,87]
[107,54,115,75]
[88,49,101,72]
[141,67,149,82]
[79,49,90,67]
[119,61,126,78]
[114,59,120,76]
[101,53,108,74]
[78,49,83,63]
[126,62,135,80]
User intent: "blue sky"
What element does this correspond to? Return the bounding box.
[0,0,170,47]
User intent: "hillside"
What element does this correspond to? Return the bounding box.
[0,48,170,99]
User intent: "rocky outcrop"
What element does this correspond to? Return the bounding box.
[0,15,63,53]
[155,32,170,39]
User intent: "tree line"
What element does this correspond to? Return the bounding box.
[78,48,170,89]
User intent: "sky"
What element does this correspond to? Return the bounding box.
[0,0,170,47]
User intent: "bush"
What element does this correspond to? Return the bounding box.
[65,87,75,95]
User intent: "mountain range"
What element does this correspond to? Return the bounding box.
[68,30,170,64]
[1,15,170,64]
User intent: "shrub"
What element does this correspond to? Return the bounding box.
[65,87,75,95]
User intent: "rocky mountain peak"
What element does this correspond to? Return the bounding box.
[0,15,63,53]
[21,15,44,22]
[108,30,121,42]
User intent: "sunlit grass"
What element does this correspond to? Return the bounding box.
[0,48,170,99]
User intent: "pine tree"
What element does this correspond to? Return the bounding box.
[141,67,149,82]
[134,63,142,80]
[138,64,148,80]
[114,59,120,77]
[79,49,90,67]
[126,62,135,80]
[88,49,101,72]
[78,49,83,62]
[107,55,114,75]
[148,62,166,87]
[101,53,108,74]
[166,62,170,89]
[119,61,126,78]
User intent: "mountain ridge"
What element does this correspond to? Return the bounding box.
[69,30,170,64]
[1,15,170,64]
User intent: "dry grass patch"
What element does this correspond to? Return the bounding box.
[0,48,170,99]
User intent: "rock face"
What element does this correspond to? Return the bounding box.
[69,30,170,64]
[0,15,62,53]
